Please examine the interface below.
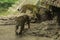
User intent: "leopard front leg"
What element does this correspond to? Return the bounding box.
[15,24,19,35]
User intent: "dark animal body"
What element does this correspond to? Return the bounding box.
[49,5,60,25]
[38,7,53,21]
[15,15,30,35]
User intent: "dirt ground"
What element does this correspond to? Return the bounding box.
[0,23,57,40]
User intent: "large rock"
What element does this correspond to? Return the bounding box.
[25,19,59,38]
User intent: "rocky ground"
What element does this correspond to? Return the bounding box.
[0,16,60,40]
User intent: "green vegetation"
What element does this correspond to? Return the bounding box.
[0,0,18,3]
[0,0,18,16]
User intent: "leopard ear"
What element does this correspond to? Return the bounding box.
[17,9,20,11]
